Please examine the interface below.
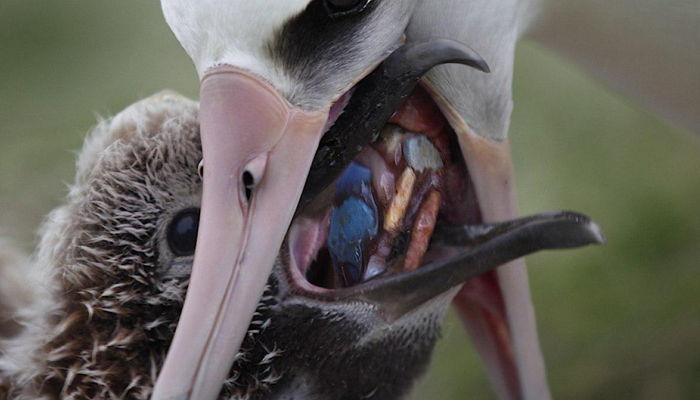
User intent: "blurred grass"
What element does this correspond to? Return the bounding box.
[1,1,699,399]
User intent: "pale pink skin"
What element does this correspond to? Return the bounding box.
[430,80,551,400]
[152,67,328,400]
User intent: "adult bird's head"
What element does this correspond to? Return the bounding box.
[155,1,422,398]
[154,1,596,399]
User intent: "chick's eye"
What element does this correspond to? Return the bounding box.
[325,0,371,16]
[167,208,200,257]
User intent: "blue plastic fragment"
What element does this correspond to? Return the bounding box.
[327,162,378,285]
[334,161,373,201]
[328,197,376,284]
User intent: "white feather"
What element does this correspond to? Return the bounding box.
[407,0,534,140]
[161,0,418,110]
[161,0,311,79]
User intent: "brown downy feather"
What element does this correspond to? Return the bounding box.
[0,91,286,400]
[0,240,35,340]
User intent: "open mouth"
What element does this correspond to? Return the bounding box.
[290,85,479,292]
[284,39,494,300]
[285,40,604,311]
[280,42,604,399]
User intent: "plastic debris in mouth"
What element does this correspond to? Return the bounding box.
[327,162,379,286]
[302,122,450,289]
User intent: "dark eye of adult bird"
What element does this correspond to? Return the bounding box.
[167,208,200,257]
[324,0,371,16]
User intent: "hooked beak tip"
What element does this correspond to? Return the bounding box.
[587,219,607,245]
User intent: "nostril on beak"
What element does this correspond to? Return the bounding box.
[241,155,268,202]
[242,170,255,201]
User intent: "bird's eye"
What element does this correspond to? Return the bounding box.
[167,208,200,257]
[324,0,372,17]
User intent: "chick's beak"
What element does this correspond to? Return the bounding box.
[152,67,328,400]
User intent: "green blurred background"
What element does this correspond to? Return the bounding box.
[1,1,698,399]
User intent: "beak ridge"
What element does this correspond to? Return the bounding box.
[152,67,328,400]
[422,80,553,400]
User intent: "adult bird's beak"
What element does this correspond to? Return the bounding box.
[428,83,550,400]
[152,67,328,400]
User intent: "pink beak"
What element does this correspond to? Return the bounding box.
[152,67,328,400]
[428,82,552,400]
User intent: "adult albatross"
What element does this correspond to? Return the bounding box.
[152,0,699,399]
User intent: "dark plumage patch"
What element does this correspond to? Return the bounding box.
[254,302,441,400]
[268,0,380,103]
